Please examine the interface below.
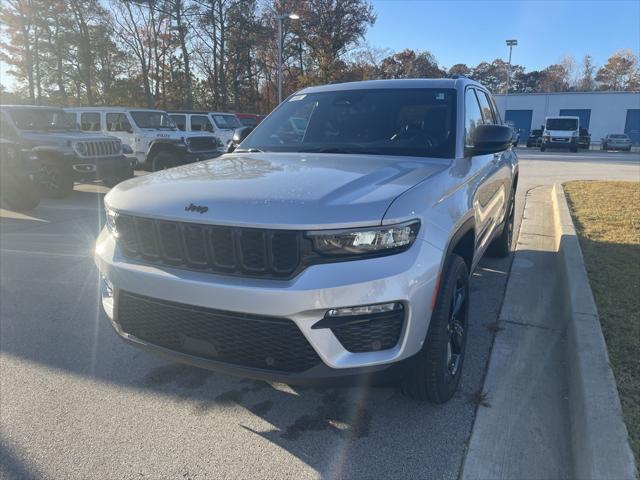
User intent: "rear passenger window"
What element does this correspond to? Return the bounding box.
[80,112,101,131]
[106,113,132,132]
[476,91,496,124]
[191,115,214,132]
[170,114,186,131]
[464,89,483,147]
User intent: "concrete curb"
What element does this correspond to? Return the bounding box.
[461,185,636,479]
[552,183,637,480]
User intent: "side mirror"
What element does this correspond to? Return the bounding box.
[233,126,254,144]
[466,124,513,156]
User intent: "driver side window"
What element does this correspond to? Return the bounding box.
[106,113,132,132]
[465,89,483,148]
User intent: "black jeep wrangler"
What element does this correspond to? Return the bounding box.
[1,106,135,198]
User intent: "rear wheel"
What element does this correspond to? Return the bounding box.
[40,163,73,198]
[402,254,469,403]
[487,190,515,257]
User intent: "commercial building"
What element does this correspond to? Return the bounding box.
[494,91,640,145]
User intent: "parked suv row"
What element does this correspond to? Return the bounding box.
[66,107,222,171]
[96,78,518,403]
[168,111,244,152]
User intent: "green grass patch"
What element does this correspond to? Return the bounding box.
[564,181,640,462]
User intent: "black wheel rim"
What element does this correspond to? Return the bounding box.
[446,279,467,378]
[44,166,60,192]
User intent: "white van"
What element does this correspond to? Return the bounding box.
[168,111,244,152]
[66,107,222,171]
[541,116,580,152]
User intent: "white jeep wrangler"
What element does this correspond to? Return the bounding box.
[66,107,222,171]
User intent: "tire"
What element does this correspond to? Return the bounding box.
[40,163,73,198]
[487,190,515,258]
[402,254,470,403]
[151,151,176,172]
[570,146,578,153]
[540,146,546,152]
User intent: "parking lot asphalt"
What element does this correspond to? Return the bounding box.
[1,149,638,480]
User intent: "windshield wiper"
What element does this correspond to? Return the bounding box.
[298,147,382,155]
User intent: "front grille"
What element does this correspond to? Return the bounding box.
[78,140,121,157]
[331,311,404,353]
[115,215,301,278]
[187,137,219,152]
[116,291,321,373]
[551,137,570,143]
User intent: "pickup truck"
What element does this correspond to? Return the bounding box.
[95,78,518,403]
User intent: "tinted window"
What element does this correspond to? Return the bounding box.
[241,88,457,158]
[476,90,496,124]
[610,134,629,139]
[170,114,186,131]
[9,109,75,130]
[106,113,132,132]
[191,115,214,132]
[239,116,257,127]
[130,111,175,129]
[80,112,101,131]
[464,88,483,147]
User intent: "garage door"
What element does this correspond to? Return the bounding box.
[625,109,640,144]
[559,109,591,130]
[504,110,533,144]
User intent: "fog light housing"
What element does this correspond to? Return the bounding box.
[100,275,115,318]
[327,302,403,317]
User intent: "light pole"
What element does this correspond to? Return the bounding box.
[505,39,518,96]
[277,13,299,104]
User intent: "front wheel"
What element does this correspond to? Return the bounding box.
[151,151,176,172]
[402,254,470,403]
[40,164,73,198]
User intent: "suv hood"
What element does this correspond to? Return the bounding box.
[20,130,118,146]
[106,152,449,229]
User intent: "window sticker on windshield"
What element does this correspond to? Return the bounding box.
[436,92,445,100]
[289,94,306,102]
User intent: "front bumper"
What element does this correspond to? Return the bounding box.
[71,155,134,181]
[542,137,578,148]
[95,228,441,382]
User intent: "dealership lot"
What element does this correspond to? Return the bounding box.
[1,150,638,479]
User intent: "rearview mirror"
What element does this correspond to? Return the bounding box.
[466,124,513,156]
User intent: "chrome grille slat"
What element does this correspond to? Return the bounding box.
[77,140,120,157]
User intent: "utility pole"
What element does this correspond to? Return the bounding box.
[505,39,518,96]
[277,13,300,104]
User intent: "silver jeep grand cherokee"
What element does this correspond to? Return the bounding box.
[96,78,518,403]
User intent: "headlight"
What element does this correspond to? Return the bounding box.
[122,144,134,154]
[105,205,119,237]
[308,221,420,257]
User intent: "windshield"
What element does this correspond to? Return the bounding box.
[240,88,457,158]
[9,109,77,131]
[212,114,242,130]
[610,134,629,139]
[530,129,542,136]
[130,111,176,129]
[546,118,578,131]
